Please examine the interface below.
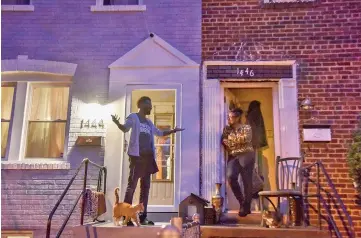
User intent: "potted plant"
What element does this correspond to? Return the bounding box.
[347,115,361,196]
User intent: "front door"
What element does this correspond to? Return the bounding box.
[223,83,280,212]
[120,85,181,212]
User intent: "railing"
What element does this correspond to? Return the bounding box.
[182,221,200,238]
[302,160,355,238]
[46,158,107,238]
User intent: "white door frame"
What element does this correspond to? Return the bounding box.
[202,60,299,205]
[220,82,281,210]
[120,83,182,213]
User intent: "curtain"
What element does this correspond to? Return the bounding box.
[1,0,30,5]
[1,87,15,158]
[110,0,139,5]
[26,87,69,158]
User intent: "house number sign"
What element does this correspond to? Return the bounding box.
[236,67,255,77]
[206,65,293,79]
[80,119,104,129]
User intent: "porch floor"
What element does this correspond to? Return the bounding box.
[72,221,329,238]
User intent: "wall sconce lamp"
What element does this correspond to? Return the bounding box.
[300,97,314,110]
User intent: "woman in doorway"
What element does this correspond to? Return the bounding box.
[221,108,255,217]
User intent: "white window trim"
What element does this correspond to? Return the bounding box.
[1,56,77,170]
[91,0,146,12]
[1,230,33,238]
[1,0,34,12]
[1,84,16,160]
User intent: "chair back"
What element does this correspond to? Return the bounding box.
[275,156,304,191]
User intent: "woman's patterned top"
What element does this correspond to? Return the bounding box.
[221,124,254,156]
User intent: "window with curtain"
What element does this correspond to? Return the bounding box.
[1,230,33,238]
[1,86,15,158]
[1,0,31,5]
[103,0,139,5]
[25,85,69,158]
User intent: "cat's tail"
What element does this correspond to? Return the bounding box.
[114,187,120,204]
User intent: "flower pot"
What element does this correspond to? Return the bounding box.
[211,183,224,224]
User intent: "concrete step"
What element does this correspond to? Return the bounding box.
[72,222,166,238]
[72,221,329,238]
[201,225,329,238]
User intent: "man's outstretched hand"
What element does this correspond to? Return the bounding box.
[173,127,185,133]
[111,114,120,124]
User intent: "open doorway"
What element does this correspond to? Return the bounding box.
[223,85,279,212]
[119,86,181,213]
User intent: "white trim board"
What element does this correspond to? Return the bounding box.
[201,60,300,203]
[204,60,296,66]
[2,56,77,76]
[109,33,199,68]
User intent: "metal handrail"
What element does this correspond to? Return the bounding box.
[45,158,107,238]
[302,160,355,238]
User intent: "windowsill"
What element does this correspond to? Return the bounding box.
[1,161,70,170]
[90,5,146,12]
[1,5,34,12]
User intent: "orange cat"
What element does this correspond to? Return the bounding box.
[113,187,144,226]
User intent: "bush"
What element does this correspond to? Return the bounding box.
[347,115,361,195]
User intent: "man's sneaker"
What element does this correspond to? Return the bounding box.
[140,218,154,226]
[238,205,251,217]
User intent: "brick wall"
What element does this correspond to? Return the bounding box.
[1,0,201,236]
[203,0,361,236]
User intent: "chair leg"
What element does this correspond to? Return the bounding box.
[260,196,264,227]
[301,196,307,227]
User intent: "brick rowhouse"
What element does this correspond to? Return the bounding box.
[202,0,361,236]
[1,0,201,237]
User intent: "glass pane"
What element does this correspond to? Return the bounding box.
[130,89,176,206]
[29,87,69,121]
[1,0,30,5]
[1,87,15,120]
[153,144,173,181]
[25,122,66,158]
[1,122,10,158]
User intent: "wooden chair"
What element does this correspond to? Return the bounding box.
[258,156,305,227]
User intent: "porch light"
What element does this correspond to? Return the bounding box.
[300,97,313,110]
[79,101,113,129]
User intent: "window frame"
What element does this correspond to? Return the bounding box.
[1,57,76,169]
[1,0,34,12]
[1,230,33,238]
[23,82,71,160]
[103,0,140,5]
[1,83,16,160]
[91,0,146,12]
[0,81,72,163]
[152,111,175,183]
